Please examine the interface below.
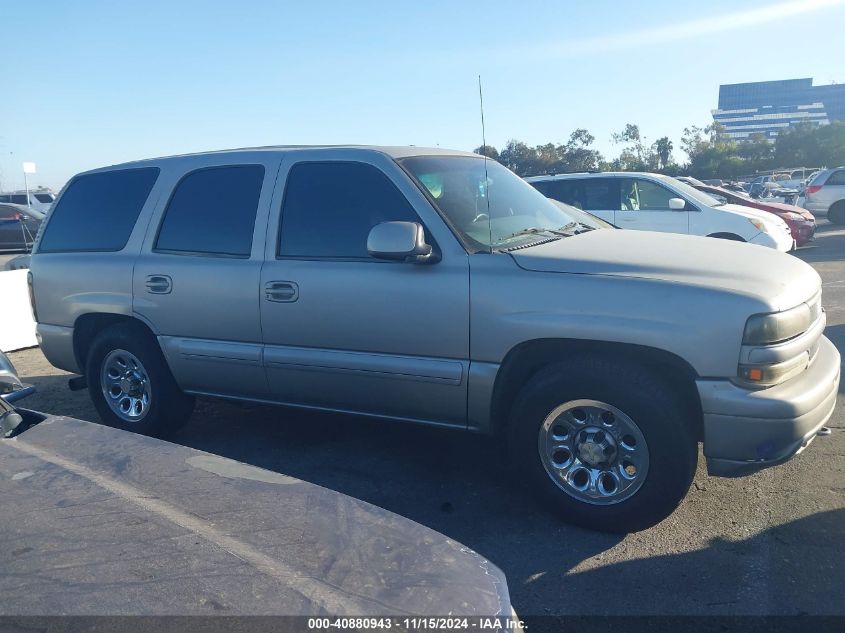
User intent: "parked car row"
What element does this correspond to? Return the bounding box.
[678,166,845,226]
[0,203,42,252]
[687,183,816,246]
[28,145,838,534]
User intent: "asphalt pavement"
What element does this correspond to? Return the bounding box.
[7,222,845,618]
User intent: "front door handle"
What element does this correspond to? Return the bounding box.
[145,274,172,294]
[265,281,298,303]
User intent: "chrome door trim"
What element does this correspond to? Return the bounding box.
[164,337,263,365]
[182,389,468,431]
[263,344,464,385]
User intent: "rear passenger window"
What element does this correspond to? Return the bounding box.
[532,180,583,208]
[38,168,159,253]
[155,165,264,257]
[827,171,845,186]
[278,162,418,259]
[580,179,619,210]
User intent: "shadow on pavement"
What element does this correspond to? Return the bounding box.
[16,373,845,617]
[794,222,845,263]
[547,508,845,616]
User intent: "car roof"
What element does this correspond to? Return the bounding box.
[525,172,667,182]
[78,145,481,175]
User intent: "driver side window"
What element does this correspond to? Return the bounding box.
[621,178,680,211]
[278,161,421,260]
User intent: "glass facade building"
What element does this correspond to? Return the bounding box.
[712,78,845,140]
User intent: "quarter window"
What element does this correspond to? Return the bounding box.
[278,162,419,259]
[38,168,159,252]
[156,165,264,257]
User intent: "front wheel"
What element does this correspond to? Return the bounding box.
[86,323,194,437]
[508,357,698,533]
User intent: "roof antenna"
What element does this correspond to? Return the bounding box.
[478,75,493,253]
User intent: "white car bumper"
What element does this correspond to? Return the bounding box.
[749,230,795,252]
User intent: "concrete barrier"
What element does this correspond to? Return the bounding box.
[0,269,37,352]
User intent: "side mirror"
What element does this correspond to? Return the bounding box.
[367,221,436,264]
[668,198,686,211]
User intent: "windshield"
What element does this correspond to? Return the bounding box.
[655,174,725,207]
[400,156,580,249]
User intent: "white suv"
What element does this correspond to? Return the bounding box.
[527,172,795,251]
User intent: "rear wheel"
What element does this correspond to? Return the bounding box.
[86,322,194,437]
[827,202,845,225]
[508,357,698,533]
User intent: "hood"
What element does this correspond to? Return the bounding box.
[1,416,513,616]
[719,203,789,226]
[748,200,814,219]
[509,230,819,310]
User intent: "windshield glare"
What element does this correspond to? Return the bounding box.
[400,156,578,248]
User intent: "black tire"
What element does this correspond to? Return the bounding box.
[827,202,845,225]
[508,356,697,533]
[707,232,745,241]
[86,322,194,437]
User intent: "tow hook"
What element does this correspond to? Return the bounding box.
[817,427,832,437]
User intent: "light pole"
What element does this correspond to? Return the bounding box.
[22,162,36,211]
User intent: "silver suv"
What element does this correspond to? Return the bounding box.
[803,167,845,223]
[30,146,840,532]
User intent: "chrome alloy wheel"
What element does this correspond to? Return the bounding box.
[100,349,151,422]
[538,399,649,505]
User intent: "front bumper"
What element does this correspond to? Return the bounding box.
[697,335,840,477]
[749,230,795,252]
[791,220,816,246]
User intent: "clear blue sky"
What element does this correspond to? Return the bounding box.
[2,0,844,190]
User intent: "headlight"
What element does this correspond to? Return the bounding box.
[748,218,768,233]
[742,303,816,345]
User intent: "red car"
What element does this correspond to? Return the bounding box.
[693,184,816,246]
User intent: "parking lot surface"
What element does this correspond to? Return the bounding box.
[8,223,845,617]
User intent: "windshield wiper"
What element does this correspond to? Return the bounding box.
[558,221,596,234]
[507,227,562,239]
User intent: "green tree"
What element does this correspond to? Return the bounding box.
[652,136,674,170]
[562,128,603,172]
[473,145,499,160]
[737,133,774,173]
[815,121,845,165]
[498,140,538,176]
[611,123,656,171]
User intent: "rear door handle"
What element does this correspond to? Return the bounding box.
[145,274,172,294]
[265,281,298,303]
